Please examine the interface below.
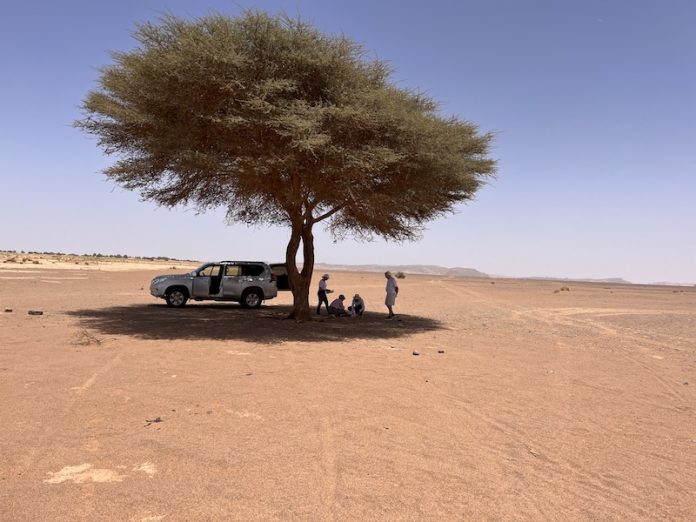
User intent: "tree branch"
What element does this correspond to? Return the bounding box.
[313,205,344,223]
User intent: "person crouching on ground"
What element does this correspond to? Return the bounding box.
[329,294,350,316]
[348,294,365,317]
[316,273,332,315]
[384,271,399,319]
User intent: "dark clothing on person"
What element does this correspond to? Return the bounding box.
[317,275,331,315]
[317,290,329,315]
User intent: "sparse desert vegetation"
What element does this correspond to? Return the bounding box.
[0,250,198,271]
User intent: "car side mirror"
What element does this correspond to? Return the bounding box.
[190,271,197,277]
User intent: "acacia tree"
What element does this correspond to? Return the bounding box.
[77,11,495,320]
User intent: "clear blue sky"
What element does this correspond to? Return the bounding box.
[1,1,694,284]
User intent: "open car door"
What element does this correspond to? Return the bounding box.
[270,263,290,291]
[192,264,222,297]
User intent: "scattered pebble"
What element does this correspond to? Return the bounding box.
[684,382,689,385]
[28,310,43,316]
[438,350,445,354]
[4,308,12,313]
[412,350,420,356]
[144,417,163,427]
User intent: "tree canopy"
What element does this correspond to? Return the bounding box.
[77,11,496,320]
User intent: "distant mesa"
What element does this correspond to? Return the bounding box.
[315,263,489,278]
[579,277,632,284]
[444,267,490,278]
[526,276,632,285]
[314,264,646,285]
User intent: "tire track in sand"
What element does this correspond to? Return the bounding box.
[517,308,689,404]
[435,387,656,520]
[318,415,337,521]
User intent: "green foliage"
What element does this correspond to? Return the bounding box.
[77,11,495,241]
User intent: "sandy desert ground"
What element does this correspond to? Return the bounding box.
[1,259,695,521]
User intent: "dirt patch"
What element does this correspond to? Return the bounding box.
[1,267,695,520]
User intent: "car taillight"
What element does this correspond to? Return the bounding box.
[270,273,276,282]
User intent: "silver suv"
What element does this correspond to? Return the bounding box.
[150,261,278,308]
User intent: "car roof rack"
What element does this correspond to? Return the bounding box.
[219,260,266,264]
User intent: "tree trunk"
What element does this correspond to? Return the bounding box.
[299,222,315,315]
[285,217,315,321]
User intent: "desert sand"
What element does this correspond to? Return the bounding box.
[1,260,695,521]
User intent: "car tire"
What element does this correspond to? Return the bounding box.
[165,287,189,308]
[240,288,263,309]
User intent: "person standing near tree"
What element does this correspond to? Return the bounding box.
[384,271,399,319]
[316,273,332,315]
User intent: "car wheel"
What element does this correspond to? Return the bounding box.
[166,288,188,307]
[241,289,262,309]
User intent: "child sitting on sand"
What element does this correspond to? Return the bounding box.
[348,294,365,317]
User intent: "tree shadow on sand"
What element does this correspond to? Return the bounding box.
[67,304,444,344]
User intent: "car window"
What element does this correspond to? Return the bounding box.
[224,265,241,276]
[199,265,221,277]
[241,264,264,276]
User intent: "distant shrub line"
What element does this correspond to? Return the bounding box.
[0,250,197,263]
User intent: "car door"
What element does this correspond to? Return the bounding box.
[192,264,220,298]
[270,263,290,290]
[221,264,243,298]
